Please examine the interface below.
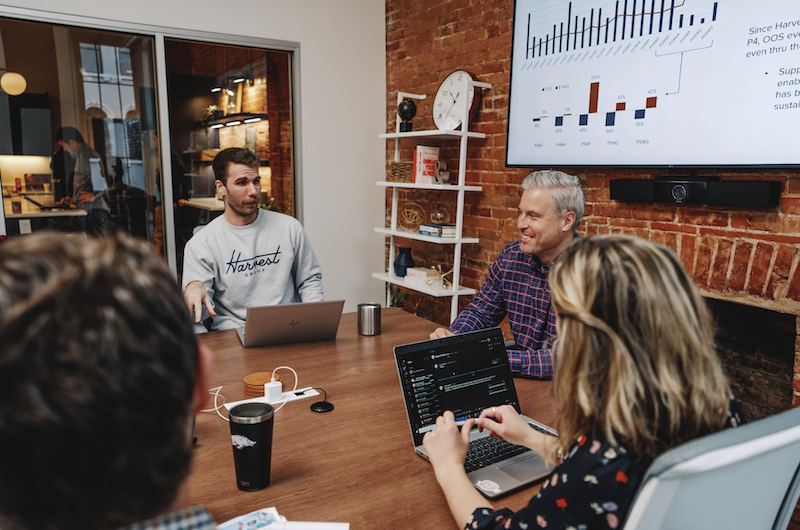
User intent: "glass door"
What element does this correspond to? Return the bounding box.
[164,39,295,276]
[0,17,163,248]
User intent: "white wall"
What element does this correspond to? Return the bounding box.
[0,0,388,312]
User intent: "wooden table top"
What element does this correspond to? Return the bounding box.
[189,308,556,529]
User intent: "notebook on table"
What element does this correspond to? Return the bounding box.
[394,327,557,498]
[235,300,345,348]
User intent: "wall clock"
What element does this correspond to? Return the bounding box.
[432,70,481,131]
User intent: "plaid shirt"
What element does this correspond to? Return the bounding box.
[116,506,215,530]
[450,240,558,379]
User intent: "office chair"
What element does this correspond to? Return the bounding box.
[623,406,800,530]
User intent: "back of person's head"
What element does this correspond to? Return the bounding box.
[212,147,259,185]
[521,170,585,232]
[55,126,85,144]
[0,232,199,530]
[549,235,730,462]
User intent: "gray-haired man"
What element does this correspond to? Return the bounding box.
[430,170,585,379]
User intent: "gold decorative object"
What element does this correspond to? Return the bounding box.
[427,264,454,290]
[398,202,425,231]
[389,161,413,182]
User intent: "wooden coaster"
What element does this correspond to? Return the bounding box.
[242,372,281,396]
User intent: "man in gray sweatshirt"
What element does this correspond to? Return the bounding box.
[182,148,323,332]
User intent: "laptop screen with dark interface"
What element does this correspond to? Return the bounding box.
[395,328,522,447]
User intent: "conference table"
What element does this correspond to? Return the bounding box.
[189,308,557,528]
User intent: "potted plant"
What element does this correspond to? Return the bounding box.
[389,285,410,309]
[203,104,222,123]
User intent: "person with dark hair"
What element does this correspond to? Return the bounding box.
[430,170,585,378]
[0,232,213,530]
[182,147,323,332]
[49,143,74,202]
[55,126,111,237]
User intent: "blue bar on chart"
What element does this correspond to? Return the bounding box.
[555,116,564,126]
[622,0,628,40]
[606,112,616,126]
[579,114,589,126]
[533,118,542,122]
[713,2,718,21]
[639,0,653,37]
[635,109,646,119]
[668,0,676,30]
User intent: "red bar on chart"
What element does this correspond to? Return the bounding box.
[589,82,600,113]
[646,97,657,108]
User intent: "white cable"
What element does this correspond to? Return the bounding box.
[270,365,298,392]
[270,365,298,413]
[200,385,229,421]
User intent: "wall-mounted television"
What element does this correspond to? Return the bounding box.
[507,0,800,167]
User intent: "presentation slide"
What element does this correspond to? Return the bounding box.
[507,0,800,167]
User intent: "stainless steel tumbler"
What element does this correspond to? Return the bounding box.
[229,403,274,491]
[357,303,381,336]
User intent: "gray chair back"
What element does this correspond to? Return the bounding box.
[623,406,800,530]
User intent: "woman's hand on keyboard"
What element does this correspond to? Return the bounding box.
[476,405,535,448]
[423,410,476,472]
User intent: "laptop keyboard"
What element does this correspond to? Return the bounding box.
[464,437,532,473]
[463,421,558,473]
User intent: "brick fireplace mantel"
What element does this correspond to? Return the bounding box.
[581,172,800,407]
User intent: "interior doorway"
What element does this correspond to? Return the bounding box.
[163,39,295,276]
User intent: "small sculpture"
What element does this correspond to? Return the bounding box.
[427,264,454,290]
[398,98,417,133]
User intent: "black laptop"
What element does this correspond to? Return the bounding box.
[394,327,557,498]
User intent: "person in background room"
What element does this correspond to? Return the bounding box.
[0,232,215,530]
[182,147,323,332]
[430,170,584,379]
[423,235,743,530]
[56,126,111,237]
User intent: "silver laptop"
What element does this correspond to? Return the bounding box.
[394,327,557,498]
[235,300,345,348]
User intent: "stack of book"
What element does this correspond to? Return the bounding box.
[404,267,443,290]
[418,223,456,238]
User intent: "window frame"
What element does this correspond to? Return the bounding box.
[0,5,303,274]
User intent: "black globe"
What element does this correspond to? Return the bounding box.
[398,98,417,121]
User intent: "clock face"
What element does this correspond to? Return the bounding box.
[433,70,477,131]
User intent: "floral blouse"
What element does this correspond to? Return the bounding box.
[467,400,745,530]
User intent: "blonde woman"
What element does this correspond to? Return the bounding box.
[423,235,743,530]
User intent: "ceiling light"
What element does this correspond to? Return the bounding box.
[211,87,222,93]
[209,123,224,129]
[225,120,241,126]
[233,77,245,83]
[243,117,262,124]
[0,72,26,96]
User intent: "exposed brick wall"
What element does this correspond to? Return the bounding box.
[385,0,800,329]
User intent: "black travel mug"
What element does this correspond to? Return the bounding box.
[229,403,274,491]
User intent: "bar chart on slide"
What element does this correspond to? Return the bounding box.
[507,0,800,167]
[524,0,719,59]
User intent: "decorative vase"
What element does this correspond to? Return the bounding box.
[393,247,415,277]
